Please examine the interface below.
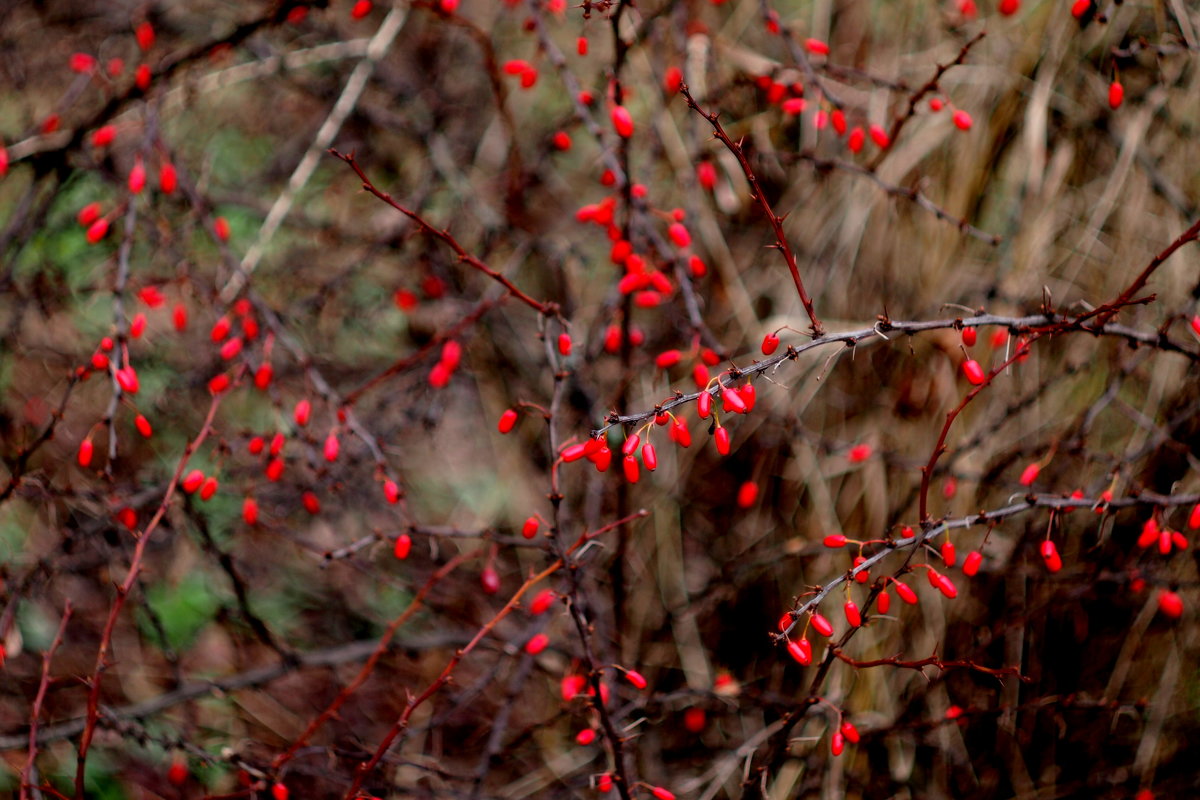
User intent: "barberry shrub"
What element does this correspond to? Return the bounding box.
[0,2,1197,799]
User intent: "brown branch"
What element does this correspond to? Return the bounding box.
[21,601,73,800]
[831,648,1031,681]
[330,149,556,316]
[680,86,824,337]
[272,548,482,771]
[74,388,227,799]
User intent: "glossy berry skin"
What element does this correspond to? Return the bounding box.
[787,638,812,665]
[480,567,500,594]
[557,333,572,356]
[522,517,539,539]
[386,533,410,561]
[830,731,845,756]
[844,601,862,627]
[1041,540,1062,572]
[962,359,985,385]
[894,581,918,605]
[624,670,647,689]
[762,332,780,354]
[610,105,634,138]
[714,426,731,455]
[877,591,891,614]
[962,327,977,346]
[962,550,983,576]
[529,589,555,615]
[271,784,289,800]
[1158,590,1183,619]
[953,109,973,130]
[623,455,640,483]
[1108,81,1124,110]
[811,612,834,637]
[941,541,956,567]
[642,443,658,471]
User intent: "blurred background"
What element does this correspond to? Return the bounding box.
[0,0,1198,797]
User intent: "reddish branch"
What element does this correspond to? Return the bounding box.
[831,647,1031,682]
[74,389,227,799]
[342,510,647,799]
[868,32,987,172]
[680,86,825,337]
[21,601,72,800]
[272,548,482,771]
[330,149,556,316]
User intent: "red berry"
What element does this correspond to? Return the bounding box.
[1040,540,1062,573]
[301,490,320,514]
[393,534,412,560]
[650,787,675,800]
[551,130,571,151]
[830,731,845,756]
[530,589,555,615]
[1158,590,1183,619]
[736,481,758,508]
[787,638,812,665]
[254,364,273,390]
[962,327,977,346]
[265,459,284,482]
[941,541,957,567]
[597,774,613,792]
[840,720,860,743]
[762,333,780,355]
[1071,0,1090,17]
[69,52,96,73]
[525,633,549,655]
[77,202,102,227]
[714,426,731,455]
[351,0,373,18]
[656,349,682,369]
[242,497,259,525]
[86,218,110,244]
[77,439,94,467]
[697,161,717,191]
[721,387,746,414]
[214,216,230,241]
[667,222,691,248]
[804,38,830,55]
[670,419,691,448]
[623,454,640,483]
[199,476,219,501]
[323,434,340,462]
[522,516,539,539]
[847,127,865,154]
[1018,462,1040,486]
[962,359,985,385]
[953,109,973,131]
[811,612,834,637]
[128,159,146,194]
[182,470,204,493]
[219,337,243,360]
[383,480,401,504]
[848,443,871,463]
[998,0,1019,15]
[894,581,918,605]
[1138,517,1159,549]
[844,601,861,627]
[575,728,596,745]
[135,414,152,438]
[440,340,462,371]
[166,761,188,786]
[663,65,682,92]
[934,572,958,599]
[610,105,634,138]
[823,534,847,548]
[642,443,658,471]
[135,21,155,51]
[868,124,890,149]
[697,391,713,419]
[481,567,501,594]
[1108,81,1124,110]
[271,783,289,800]
[877,590,891,614]
[557,333,572,356]
[116,366,140,394]
[91,125,116,148]
[963,550,983,576]
[624,669,647,689]
[852,555,869,583]
[172,304,188,331]
[683,706,706,733]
